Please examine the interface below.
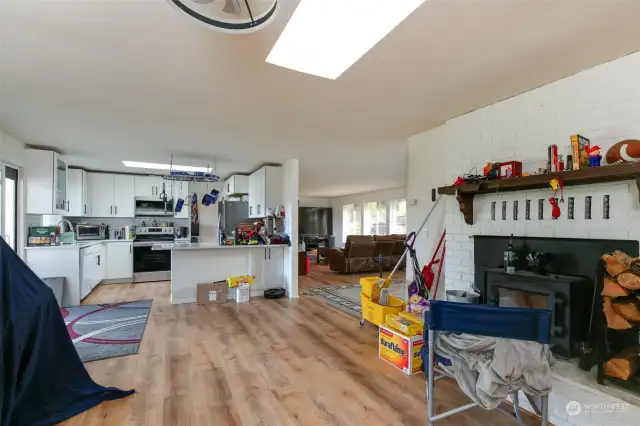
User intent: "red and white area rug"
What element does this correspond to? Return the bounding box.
[61,300,152,363]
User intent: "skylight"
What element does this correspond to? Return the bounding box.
[266,0,426,79]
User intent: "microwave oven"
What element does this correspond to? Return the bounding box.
[76,224,106,240]
[135,197,173,217]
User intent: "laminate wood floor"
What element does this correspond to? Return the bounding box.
[60,279,540,426]
[299,263,406,289]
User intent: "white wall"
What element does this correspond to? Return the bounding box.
[407,51,640,426]
[331,186,406,243]
[405,125,447,295]
[0,130,25,167]
[281,159,299,298]
[299,197,331,207]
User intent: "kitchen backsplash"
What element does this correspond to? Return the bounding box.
[31,214,189,236]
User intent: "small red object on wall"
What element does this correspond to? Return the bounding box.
[548,197,561,219]
[498,161,522,179]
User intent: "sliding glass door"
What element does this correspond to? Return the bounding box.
[0,163,19,251]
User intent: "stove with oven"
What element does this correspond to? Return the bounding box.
[133,226,174,282]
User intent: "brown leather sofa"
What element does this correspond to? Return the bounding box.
[329,234,406,273]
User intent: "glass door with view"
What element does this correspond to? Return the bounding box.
[0,163,19,250]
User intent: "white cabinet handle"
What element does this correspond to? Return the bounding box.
[115,206,118,215]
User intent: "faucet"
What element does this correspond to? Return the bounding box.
[57,220,75,233]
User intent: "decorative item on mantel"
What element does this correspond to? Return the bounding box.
[439,162,640,225]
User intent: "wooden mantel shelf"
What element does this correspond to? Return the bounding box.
[437,162,640,225]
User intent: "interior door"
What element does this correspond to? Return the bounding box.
[0,163,19,251]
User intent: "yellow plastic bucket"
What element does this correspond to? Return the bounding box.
[360,293,405,327]
[360,276,389,300]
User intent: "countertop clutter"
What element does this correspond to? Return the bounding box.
[152,242,287,251]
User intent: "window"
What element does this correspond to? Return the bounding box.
[342,204,362,242]
[363,201,388,235]
[389,199,407,234]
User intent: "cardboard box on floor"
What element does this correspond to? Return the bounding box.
[197,281,228,304]
[379,324,424,375]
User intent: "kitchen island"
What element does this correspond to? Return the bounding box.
[152,243,287,304]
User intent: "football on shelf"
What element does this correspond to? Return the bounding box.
[605,139,640,164]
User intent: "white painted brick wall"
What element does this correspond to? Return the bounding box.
[408,51,640,426]
[443,52,640,293]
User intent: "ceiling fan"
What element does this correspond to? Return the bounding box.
[169,0,279,34]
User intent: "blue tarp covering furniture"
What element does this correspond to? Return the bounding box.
[0,238,134,426]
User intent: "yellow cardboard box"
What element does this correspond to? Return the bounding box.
[226,275,254,288]
[379,324,424,375]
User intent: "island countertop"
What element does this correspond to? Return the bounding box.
[152,242,288,251]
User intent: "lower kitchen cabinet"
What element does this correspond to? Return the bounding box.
[81,245,102,300]
[249,246,285,290]
[106,242,133,280]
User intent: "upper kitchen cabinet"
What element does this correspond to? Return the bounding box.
[248,166,282,218]
[67,169,90,216]
[88,173,135,218]
[134,175,165,198]
[224,175,249,197]
[25,149,69,215]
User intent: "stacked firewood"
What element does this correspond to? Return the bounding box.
[601,250,640,380]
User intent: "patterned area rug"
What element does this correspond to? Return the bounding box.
[61,300,152,363]
[302,279,409,319]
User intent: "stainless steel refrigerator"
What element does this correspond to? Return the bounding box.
[219,200,250,233]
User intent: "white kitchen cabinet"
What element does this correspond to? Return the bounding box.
[106,242,133,280]
[98,243,107,281]
[81,251,93,299]
[134,175,164,198]
[67,169,90,216]
[263,246,284,288]
[88,173,135,218]
[24,149,69,215]
[249,166,282,218]
[249,246,284,290]
[88,173,114,217]
[224,175,249,197]
[113,174,135,217]
[80,244,102,300]
[83,170,91,216]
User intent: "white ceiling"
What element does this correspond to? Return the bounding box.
[1,0,640,197]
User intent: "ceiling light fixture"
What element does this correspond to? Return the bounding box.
[266,0,426,79]
[168,0,279,34]
[122,161,212,173]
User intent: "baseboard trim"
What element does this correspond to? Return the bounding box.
[100,278,133,285]
[171,297,196,305]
